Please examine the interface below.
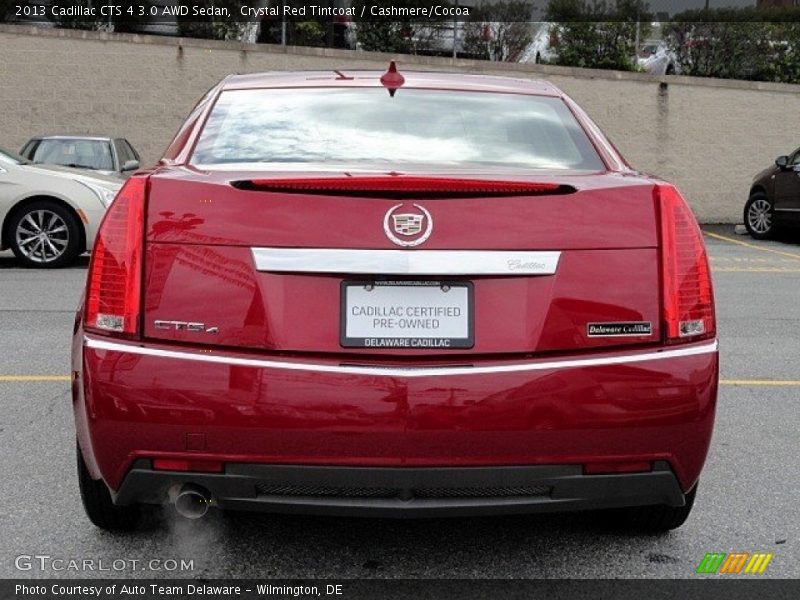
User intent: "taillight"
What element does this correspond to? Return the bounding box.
[657,184,715,342]
[85,176,146,337]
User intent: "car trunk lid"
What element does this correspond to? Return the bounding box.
[142,169,662,356]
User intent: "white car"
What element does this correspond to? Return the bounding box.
[0,146,121,268]
[637,42,680,76]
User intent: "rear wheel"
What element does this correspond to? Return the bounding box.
[9,200,82,268]
[744,193,775,240]
[77,443,141,531]
[605,485,697,533]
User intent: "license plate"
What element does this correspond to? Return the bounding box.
[341,281,474,349]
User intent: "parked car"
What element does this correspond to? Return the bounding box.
[637,41,679,76]
[19,135,140,179]
[73,67,718,533]
[745,148,800,239]
[0,146,121,267]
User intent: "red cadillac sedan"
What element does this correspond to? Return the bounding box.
[72,66,718,532]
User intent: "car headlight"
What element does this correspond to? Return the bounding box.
[76,180,121,208]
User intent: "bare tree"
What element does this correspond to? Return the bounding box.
[462,1,534,61]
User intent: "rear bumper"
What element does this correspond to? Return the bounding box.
[74,334,718,507]
[115,461,687,517]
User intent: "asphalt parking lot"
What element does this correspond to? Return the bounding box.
[0,224,798,580]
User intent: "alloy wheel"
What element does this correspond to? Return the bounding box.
[747,198,772,235]
[15,209,70,264]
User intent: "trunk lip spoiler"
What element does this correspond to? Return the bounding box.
[250,248,562,276]
[230,176,576,198]
[83,336,718,379]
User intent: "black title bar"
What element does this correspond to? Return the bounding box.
[6,1,800,25]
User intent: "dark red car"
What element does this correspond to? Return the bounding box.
[72,67,718,532]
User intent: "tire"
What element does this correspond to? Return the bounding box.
[8,200,82,268]
[605,485,697,534]
[77,443,141,531]
[744,192,776,240]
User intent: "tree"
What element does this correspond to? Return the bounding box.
[768,21,800,84]
[662,8,780,81]
[544,0,651,71]
[351,0,450,54]
[462,1,534,61]
[177,0,257,40]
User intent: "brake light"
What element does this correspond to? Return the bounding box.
[236,176,568,197]
[657,184,715,342]
[85,176,146,336]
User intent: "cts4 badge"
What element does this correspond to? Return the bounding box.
[154,320,219,334]
[383,203,433,247]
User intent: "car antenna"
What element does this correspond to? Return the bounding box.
[380,61,405,97]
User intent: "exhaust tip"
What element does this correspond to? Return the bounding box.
[174,484,211,519]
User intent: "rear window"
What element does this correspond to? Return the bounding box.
[27,139,114,171]
[191,88,604,171]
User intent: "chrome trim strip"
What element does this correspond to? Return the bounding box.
[774,208,800,212]
[251,248,562,276]
[84,337,718,378]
